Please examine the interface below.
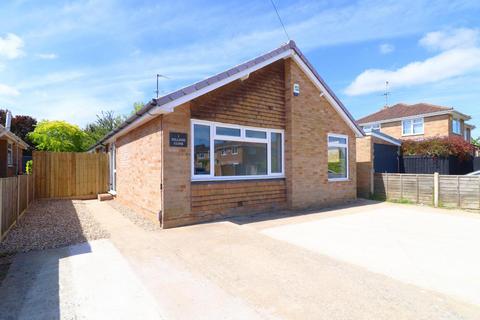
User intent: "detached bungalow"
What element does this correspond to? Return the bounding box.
[91,41,364,228]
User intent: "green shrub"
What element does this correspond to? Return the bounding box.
[26,160,33,174]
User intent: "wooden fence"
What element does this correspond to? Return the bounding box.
[33,151,109,199]
[374,173,480,209]
[0,175,35,241]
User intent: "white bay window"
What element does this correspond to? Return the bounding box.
[191,120,284,181]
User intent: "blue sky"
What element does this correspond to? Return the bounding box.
[1,0,480,136]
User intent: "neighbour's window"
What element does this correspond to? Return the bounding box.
[452,118,461,135]
[328,134,348,180]
[7,143,13,166]
[465,128,471,142]
[362,123,380,133]
[402,118,424,135]
[191,120,284,180]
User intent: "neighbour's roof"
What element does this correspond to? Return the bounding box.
[357,103,470,124]
[0,124,29,149]
[89,40,363,150]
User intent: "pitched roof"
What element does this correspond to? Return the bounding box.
[357,103,455,124]
[0,124,29,149]
[90,40,363,150]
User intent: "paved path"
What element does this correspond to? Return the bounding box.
[0,240,163,320]
[83,200,480,320]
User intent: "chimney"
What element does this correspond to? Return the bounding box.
[5,110,12,131]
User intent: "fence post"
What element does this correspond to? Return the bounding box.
[370,169,374,196]
[416,175,419,204]
[457,175,461,208]
[434,172,439,208]
[386,173,389,200]
[17,176,20,221]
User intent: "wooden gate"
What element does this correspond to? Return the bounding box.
[33,151,109,199]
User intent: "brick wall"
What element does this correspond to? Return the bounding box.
[115,116,162,219]
[0,139,23,177]
[356,136,373,198]
[285,59,357,209]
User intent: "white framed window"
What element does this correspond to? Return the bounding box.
[7,143,13,167]
[328,133,349,181]
[452,118,461,135]
[402,118,424,136]
[362,123,380,133]
[191,119,284,181]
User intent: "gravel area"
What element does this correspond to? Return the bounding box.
[107,200,161,231]
[0,200,109,256]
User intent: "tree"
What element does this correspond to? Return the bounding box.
[28,120,91,152]
[132,101,144,115]
[0,109,37,145]
[473,137,480,149]
[84,110,125,143]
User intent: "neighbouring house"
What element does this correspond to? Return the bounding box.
[357,103,475,142]
[0,112,29,177]
[90,40,364,228]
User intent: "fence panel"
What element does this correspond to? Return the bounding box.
[33,151,109,199]
[0,177,18,239]
[374,173,480,209]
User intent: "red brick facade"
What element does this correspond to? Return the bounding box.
[0,139,24,178]
[112,58,359,228]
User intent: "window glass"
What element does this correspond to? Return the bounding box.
[7,144,12,166]
[271,132,282,173]
[214,140,267,176]
[413,119,423,134]
[328,136,347,144]
[245,130,267,139]
[452,119,461,134]
[402,120,411,135]
[216,126,241,137]
[328,147,347,179]
[193,124,210,175]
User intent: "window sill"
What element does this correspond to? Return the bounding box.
[192,175,285,182]
[402,133,424,137]
[328,178,350,182]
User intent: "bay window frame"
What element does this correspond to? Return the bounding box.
[191,119,284,181]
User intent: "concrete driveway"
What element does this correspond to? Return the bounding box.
[260,202,480,307]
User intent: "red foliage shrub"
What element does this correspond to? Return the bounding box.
[401,136,475,160]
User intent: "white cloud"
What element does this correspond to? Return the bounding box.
[345,28,480,96]
[36,53,58,60]
[420,28,479,51]
[0,33,25,59]
[379,43,395,54]
[0,84,20,96]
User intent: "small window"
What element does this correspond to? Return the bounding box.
[231,146,238,155]
[452,118,461,135]
[362,123,380,133]
[193,124,211,175]
[246,130,267,139]
[402,118,424,135]
[328,134,348,181]
[7,143,13,166]
[216,126,241,137]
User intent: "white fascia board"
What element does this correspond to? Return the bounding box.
[367,132,401,146]
[291,54,364,138]
[358,110,456,126]
[105,49,294,143]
